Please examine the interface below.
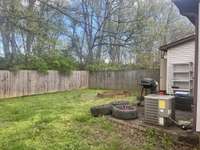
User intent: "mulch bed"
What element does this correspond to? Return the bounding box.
[97,90,131,98]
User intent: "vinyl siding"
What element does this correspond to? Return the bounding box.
[166,40,195,94]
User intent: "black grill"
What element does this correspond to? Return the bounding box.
[137,78,158,106]
[141,78,157,92]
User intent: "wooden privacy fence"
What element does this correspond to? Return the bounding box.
[0,69,159,99]
[89,70,160,90]
[0,70,89,98]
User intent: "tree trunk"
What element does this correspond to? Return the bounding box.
[1,31,10,58]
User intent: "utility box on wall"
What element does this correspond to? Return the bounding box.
[144,95,175,126]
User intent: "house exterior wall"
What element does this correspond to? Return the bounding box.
[166,41,195,94]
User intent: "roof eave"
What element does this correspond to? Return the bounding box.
[159,34,195,51]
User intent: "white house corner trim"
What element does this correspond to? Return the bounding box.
[196,2,200,132]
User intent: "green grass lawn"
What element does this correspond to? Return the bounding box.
[0,89,140,150]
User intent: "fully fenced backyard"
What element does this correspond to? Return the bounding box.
[0,70,164,150]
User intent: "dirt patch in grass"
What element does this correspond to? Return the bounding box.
[97,90,132,98]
